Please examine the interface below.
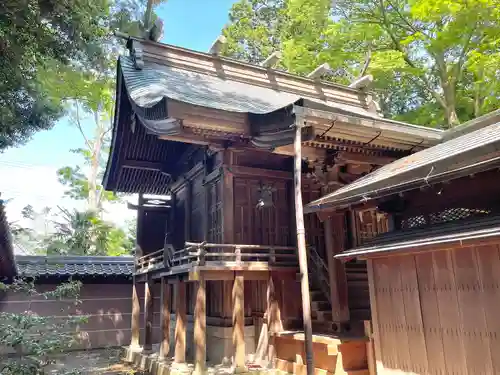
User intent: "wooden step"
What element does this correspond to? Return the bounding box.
[311,301,331,311]
[314,310,333,322]
[309,290,327,301]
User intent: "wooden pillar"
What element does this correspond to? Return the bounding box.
[174,281,187,364]
[232,274,247,372]
[266,275,283,366]
[143,276,154,352]
[159,277,171,360]
[294,120,314,375]
[130,277,141,348]
[193,277,207,375]
[324,216,350,323]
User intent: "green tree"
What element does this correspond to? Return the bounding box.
[43,207,133,256]
[0,0,109,150]
[222,0,500,127]
[0,0,165,151]
[0,279,87,375]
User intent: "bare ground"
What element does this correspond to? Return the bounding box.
[45,348,140,375]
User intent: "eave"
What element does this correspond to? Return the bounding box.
[336,215,500,260]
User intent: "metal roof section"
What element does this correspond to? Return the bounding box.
[442,108,500,142]
[305,110,500,213]
[335,215,500,259]
[15,255,134,278]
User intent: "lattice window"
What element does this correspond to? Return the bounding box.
[401,207,492,230]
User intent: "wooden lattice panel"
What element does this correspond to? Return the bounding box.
[401,207,492,230]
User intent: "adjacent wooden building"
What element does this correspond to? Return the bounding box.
[307,110,500,374]
[103,35,443,375]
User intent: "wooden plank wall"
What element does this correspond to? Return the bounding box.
[369,243,500,375]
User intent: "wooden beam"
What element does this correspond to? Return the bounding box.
[324,216,350,323]
[130,278,140,348]
[335,151,395,166]
[193,277,207,375]
[229,165,292,180]
[174,281,187,364]
[123,159,165,171]
[294,121,315,375]
[273,144,326,161]
[143,276,154,352]
[232,275,247,372]
[159,277,171,360]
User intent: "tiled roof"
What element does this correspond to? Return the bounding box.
[15,256,134,278]
[305,110,500,213]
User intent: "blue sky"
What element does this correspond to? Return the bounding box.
[0,0,236,223]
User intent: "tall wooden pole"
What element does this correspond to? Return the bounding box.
[294,121,315,375]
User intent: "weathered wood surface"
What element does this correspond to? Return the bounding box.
[369,243,500,374]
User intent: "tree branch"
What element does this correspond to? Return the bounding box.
[358,46,372,78]
[73,101,92,151]
[377,0,447,110]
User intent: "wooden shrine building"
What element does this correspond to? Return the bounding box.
[103,35,443,375]
[306,109,500,374]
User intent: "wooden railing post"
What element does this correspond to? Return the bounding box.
[270,247,276,265]
[163,247,169,268]
[198,244,206,266]
[235,246,242,264]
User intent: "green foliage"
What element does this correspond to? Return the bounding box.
[222,0,500,127]
[0,0,110,150]
[43,208,133,256]
[0,279,87,375]
[0,0,166,151]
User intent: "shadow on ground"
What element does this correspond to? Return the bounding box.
[46,348,143,375]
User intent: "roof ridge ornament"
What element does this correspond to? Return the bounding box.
[129,40,144,70]
[348,75,373,90]
[209,35,227,55]
[261,51,282,68]
[307,63,332,80]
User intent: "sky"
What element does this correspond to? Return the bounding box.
[0,0,237,229]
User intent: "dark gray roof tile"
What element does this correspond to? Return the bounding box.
[15,256,134,278]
